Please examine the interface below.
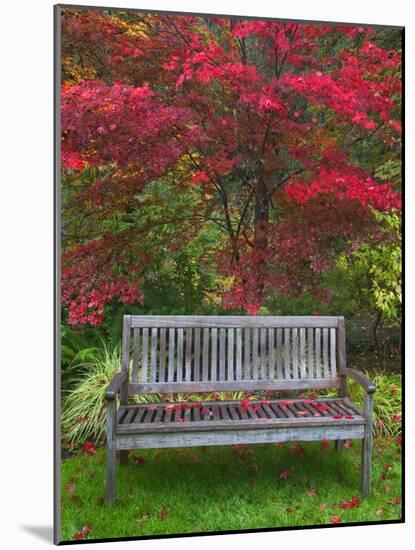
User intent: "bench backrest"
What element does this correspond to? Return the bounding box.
[121,315,347,394]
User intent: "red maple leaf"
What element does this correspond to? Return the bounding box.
[73,525,92,540]
[331,516,341,524]
[279,468,293,480]
[82,442,97,455]
[340,496,360,509]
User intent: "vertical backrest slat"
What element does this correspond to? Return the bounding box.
[337,318,347,371]
[244,328,251,380]
[219,328,226,381]
[307,328,314,379]
[177,328,184,382]
[268,328,275,380]
[330,328,337,378]
[159,328,166,382]
[235,328,242,381]
[202,328,209,381]
[185,328,192,382]
[260,328,267,380]
[292,328,298,379]
[168,328,175,382]
[284,328,290,379]
[211,328,217,381]
[315,328,321,378]
[276,328,283,379]
[150,328,158,383]
[252,328,259,380]
[194,328,200,382]
[300,328,306,379]
[121,316,131,405]
[132,328,140,384]
[141,328,148,383]
[322,328,329,378]
[228,328,234,381]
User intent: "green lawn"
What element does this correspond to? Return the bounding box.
[60,436,402,542]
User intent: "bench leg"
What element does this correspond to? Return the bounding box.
[106,399,116,506]
[361,434,373,497]
[106,441,116,505]
[335,440,343,452]
[120,450,128,465]
[361,393,374,497]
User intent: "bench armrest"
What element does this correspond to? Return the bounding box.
[105,371,128,401]
[342,368,376,394]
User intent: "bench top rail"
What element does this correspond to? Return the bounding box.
[122,316,346,394]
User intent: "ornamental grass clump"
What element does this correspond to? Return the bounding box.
[61,345,121,447]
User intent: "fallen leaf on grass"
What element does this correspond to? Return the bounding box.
[385,484,392,493]
[375,509,383,517]
[73,525,91,540]
[66,483,75,495]
[307,488,317,497]
[279,469,293,480]
[389,497,401,505]
[331,516,341,524]
[82,442,97,455]
[340,496,360,510]
[321,440,330,450]
[343,440,352,449]
[159,507,169,521]
[319,504,326,511]
[136,514,149,523]
[135,456,145,464]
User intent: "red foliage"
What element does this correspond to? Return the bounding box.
[60,11,401,322]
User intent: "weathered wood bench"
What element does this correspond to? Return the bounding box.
[105,315,375,505]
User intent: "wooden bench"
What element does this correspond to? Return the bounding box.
[105,315,375,505]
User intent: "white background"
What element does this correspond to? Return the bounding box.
[1,0,412,547]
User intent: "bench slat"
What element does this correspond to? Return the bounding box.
[130,315,340,328]
[159,328,166,383]
[150,328,158,383]
[168,328,175,382]
[235,328,242,381]
[228,328,234,381]
[132,328,139,384]
[177,328,183,382]
[141,328,148,383]
[307,327,314,379]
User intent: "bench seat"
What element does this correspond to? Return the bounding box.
[116,398,364,434]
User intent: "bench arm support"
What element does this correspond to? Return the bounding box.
[342,368,376,394]
[105,371,128,401]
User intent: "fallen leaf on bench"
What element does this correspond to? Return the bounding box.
[332,415,343,419]
[297,411,308,416]
[260,399,271,404]
[146,405,157,411]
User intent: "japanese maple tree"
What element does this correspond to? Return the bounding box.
[60,9,401,323]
